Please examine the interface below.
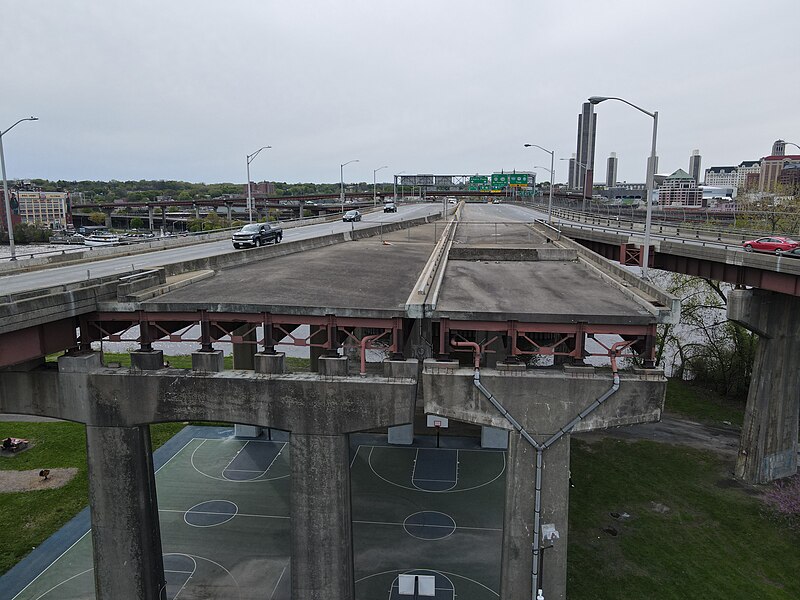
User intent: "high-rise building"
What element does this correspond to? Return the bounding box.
[759,141,800,192]
[567,154,578,189]
[658,169,703,207]
[736,160,761,190]
[689,149,702,183]
[704,166,738,188]
[572,102,597,193]
[606,153,618,188]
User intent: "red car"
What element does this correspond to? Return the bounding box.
[742,236,799,254]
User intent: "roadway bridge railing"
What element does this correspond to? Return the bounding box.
[546,215,800,296]
[0,207,384,275]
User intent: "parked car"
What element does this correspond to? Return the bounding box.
[232,223,283,248]
[778,247,800,258]
[383,202,397,213]
[742,236,799,254]
[343,210,362,222]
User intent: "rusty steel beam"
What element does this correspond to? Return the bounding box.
[0,318,78,367]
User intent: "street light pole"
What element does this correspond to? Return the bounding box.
[524,143,555,223]
[589,95,658,279]
[246,145,271,224]
[373,165,388,207]
[1,117,38,261]
[340,159,359,213]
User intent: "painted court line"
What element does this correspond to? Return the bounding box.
[160,508,290,520]
[269,565,287,600]
[353,519,501,532]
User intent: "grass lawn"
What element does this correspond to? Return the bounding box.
[568,437,800,599]
[664,378,746,427]
[0,420,184,575]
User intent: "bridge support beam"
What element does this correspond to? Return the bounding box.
[729,289,800,483]
[60,353,166,600]
[423,360,665,600]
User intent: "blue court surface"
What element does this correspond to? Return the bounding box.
[1,426,506,600]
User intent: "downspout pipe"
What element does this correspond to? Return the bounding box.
[450,338,623,599]
[359,334,383,377]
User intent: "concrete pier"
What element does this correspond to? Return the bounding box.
[423,360,665,600]
[65,352,166,600]
[291,433,354,599]
[86,425,166,600]
[0,354,419,600]
[729,289,800,482]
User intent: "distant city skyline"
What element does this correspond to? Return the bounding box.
[1,0,798,186]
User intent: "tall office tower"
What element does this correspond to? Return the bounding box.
[689,149,702,183]
[567,153,578,189]
[772,140,786,156]
[573,102,597,193]
[606,153,618,187]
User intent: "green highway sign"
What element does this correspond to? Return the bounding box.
[470,175,488,184]
[509,173,530,185]
[492,173,530,187]
[491,174,508,186]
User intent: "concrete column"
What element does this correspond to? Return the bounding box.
[308,346,327,373]
[85,424,165,600]
[232,325,257,371]
[103,210,113,229]
[501,433,570,600]
[729,289,800,482]
[291,433,354,600]
[147,206,155,231]
[385,359,418,445]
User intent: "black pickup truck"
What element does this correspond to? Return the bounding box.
[232,223,283,248]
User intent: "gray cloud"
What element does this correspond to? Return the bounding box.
[2,0,798,185]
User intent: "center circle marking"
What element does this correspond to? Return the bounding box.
[402,511,456,540]
[184,499,239,527]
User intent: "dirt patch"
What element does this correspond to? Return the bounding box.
[575,414,741,457]
[0,468,78,493]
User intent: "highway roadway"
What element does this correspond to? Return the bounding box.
[1,204,443,295]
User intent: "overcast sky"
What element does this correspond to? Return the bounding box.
[2,0,798,186]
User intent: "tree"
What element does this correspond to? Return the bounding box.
[654,273,756,399]
[89,212,107,225]
[130,217,144,229]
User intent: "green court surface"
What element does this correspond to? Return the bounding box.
[7,428,505,600]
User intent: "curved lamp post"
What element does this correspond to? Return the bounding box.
[246,145,272,223]
[589,96,658,279]
[524,143,555,223]
[373,165,388,206]
[340,159,359,212]
[1,117,38,261]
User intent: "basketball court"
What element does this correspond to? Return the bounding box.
[2,426,505,600]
